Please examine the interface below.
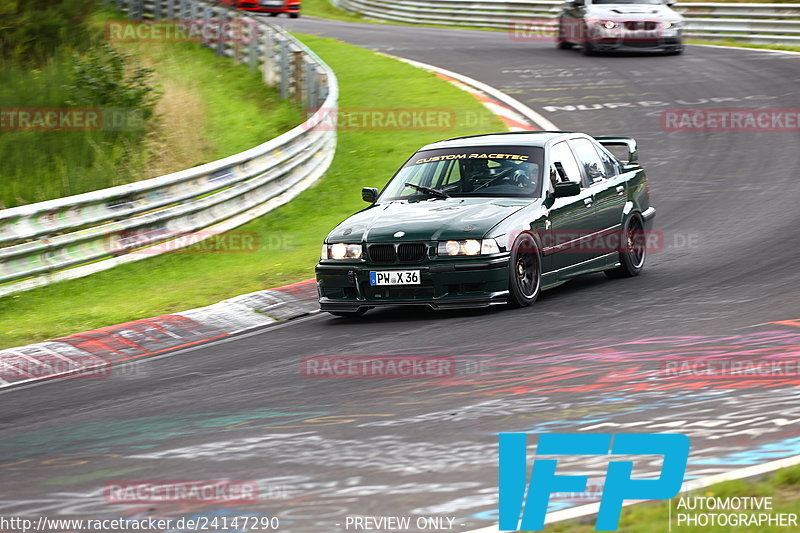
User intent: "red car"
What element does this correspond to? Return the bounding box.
[220,0,301,17]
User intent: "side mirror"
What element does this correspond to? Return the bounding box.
[595,136,638,165]
[666,0,676,6]
[362,187,379,203]
[553,181,581,198]
[571,0,585,6]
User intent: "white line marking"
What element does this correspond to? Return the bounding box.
[690,43,800,57]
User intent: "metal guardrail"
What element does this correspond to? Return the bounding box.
[333,0,800,45]
[0,0,338,297]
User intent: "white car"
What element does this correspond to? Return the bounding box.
[557,0,684,55]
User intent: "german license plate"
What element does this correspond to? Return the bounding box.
[369,270,420,286]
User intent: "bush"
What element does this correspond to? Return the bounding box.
[0,0,99,64]
[64,43,158,121]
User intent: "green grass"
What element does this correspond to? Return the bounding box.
[0,53,148,208]
[301,0,506,32]
[302,0,366,22]
[689,39,800,54]
[548,464,800,532]
[0,9,301,209]
[0,33,505,348]
[116,39,302,162]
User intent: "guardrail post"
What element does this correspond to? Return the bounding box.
[262,29,276,86]
[279,39,290,99]
[216,11,227,57]
[204,4,214,52]
[317,71,329,109]
[247,24,260,71]
[292,50,305,105]
[304,61,314,111]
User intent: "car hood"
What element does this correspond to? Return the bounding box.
[326,197,531,243]
[587,4,681,19]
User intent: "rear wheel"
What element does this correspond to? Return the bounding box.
[507,234,542,307]
[605,214,646,278]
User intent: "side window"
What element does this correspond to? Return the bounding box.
[594,143,620,178]
[569,138,607,183]
[436,159,462,188]
[550,142,583,187]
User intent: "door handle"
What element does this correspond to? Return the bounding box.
[616,185,625,195]
[583,197,593,207]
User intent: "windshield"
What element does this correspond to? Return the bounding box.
[592,0,665,4]
[379,145,544,201]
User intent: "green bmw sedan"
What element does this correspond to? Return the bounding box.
[316,131,655,316]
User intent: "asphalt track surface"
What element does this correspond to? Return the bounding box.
[3,17,800,532]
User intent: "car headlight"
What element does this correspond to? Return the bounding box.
[600,20,618,29]
[322,243,362,260]
[437,239,500,256]
[663,20,682,29]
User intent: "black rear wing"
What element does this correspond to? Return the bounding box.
[594,136,638,164]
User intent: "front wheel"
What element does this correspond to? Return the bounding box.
[507,234,542,307]
[557,24,572,49]
[289,12,300,18]
[605,214,646,278]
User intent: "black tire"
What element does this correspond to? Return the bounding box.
[507,233,542,308]
[289,12,300,18]
[557,24,572,49]
[605,214,646,278]
[581,25,595,55]
[267,12,278,17]
[329,309,368,318]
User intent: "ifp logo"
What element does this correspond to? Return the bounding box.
[498,433,689,531]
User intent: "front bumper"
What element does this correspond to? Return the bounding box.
[589,28,682,52]
[236,1,299,12]
[316,254,510,312]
